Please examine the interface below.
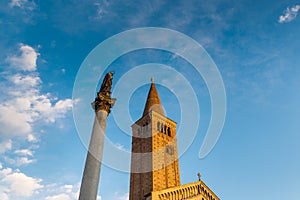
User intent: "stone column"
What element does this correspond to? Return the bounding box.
[78,72,116,200]
[78,110,107,200]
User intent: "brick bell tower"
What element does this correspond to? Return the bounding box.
[129,78,180,200]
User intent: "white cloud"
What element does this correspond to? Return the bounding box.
[114,192,129,200]
[278,5,300,23]
[92,0,110,20]
[45,194,71,200]
[1,132,37,168]
[15,157,36,166]
[9,73,41,87]
[7,44,39,71]
[0,167,12,176]
[114,143,129,152]
[0,193,9,200]
[0,169,83,200]
[44,183,81,200]
[62,184,73,193]
[14,149,33,157]
[9,0,36,11]
[0,167,43,198]
[27,134,37,142]
[0,44,74,139]
[4,156,36,166]
[9,0,27,8]
[0,105,33,137]
[0,140,12,154]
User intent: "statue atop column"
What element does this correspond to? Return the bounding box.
[93,72,116,114]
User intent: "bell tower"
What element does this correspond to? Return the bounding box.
[129,78,180,200]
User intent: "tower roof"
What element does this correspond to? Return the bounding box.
[142,78,164,117]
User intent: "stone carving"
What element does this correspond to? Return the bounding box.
[93,72,116,114]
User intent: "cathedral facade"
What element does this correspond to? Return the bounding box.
[129,79,219,200]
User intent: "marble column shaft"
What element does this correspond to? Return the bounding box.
[78,110,107,200]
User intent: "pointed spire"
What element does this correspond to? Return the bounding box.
[142,78,164,116]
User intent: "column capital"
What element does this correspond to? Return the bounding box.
[92,92,116,114]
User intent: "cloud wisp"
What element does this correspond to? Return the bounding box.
[0,140,12,154]
[279,5,300,23]
[9,0,36,11]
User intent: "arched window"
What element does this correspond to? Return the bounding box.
[145,123,148,131]
[157,122,160,131]
[167,127,171,137]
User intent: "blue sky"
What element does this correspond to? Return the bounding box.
[0,0,300,200]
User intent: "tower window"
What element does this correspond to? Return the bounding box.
[145,123,148,131]
[166,145,174,155]
[157,122,160,131]
[167,127,171,137]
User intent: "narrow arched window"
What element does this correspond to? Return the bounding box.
[157,122,160,131]
[167,127,171,136]
[145,123,148,131]
[138,128,141,135]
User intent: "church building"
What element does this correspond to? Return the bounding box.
[129,78,220,200]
